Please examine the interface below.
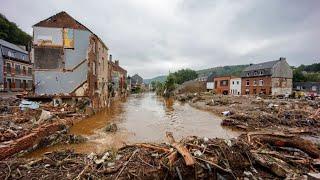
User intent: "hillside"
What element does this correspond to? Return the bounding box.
[196,64,249,77]
[144,75,167,84]
[0,13,31,49]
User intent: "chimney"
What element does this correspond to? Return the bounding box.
[279,57,286,61]
[115,60,119,66]
[109,54,112,62]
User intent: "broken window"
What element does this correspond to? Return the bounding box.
[34,47,64,69]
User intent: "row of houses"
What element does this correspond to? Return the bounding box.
[0,11,128,109]
[206,57,294,96]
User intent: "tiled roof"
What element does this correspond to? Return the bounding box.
[243,60,279,71]
[0,39,28,54]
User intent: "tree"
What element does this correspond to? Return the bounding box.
[0,13,32,49]
[172,69,198,84]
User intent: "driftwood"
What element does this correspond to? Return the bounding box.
[254,135,320,159]
[166,132,195,166]
[251,152,293,178]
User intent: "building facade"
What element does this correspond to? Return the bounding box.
[241,57,292,96]
[206,73,215,91]
[0,39,32,92]
[32,11,120,108]
[293,82,320,96]
[213,76,231,95]
[230,77,241,95]
[110,60,127,95]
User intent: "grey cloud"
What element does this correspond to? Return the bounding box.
[0,0,319,79]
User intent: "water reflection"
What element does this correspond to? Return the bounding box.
[25,92,239,158]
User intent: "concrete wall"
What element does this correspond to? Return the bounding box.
[271,78,292,95]
[34,27,63,47]
[35,61,87,94]
[230,78,241,95]
[34,28,91,95]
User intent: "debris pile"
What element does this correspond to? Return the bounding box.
[1,132,319,179]
[0,96,90,159]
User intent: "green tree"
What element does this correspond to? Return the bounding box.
[172,69,198,84]
[0,13,32,49]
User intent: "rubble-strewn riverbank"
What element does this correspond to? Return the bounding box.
[0,96,90,160]
[0,93,319,179]
[1,131,319,179]
[176,93,320,133]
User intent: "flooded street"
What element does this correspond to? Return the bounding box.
[26,92,239,157]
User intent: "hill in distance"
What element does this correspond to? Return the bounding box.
[0,13,32,49]
[146,64,249,83]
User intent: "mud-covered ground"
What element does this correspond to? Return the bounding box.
[176,93,320,133]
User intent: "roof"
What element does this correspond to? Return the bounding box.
[34,11,109,50]
[243,60,279,72]
[33,11,89,31]
[0,39,28,54]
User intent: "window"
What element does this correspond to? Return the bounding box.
[259,79,264,86]
[246,80,249,86]
[254,71,258,76]
[260,70,264,75]
[6,63,11,73]
[312,86,317,91]
[22,66,26,75]
[296,86,301,90]
[28,67,32,75]
[220,80,228,86]
[15,64,21,75]
[15,79,21,88]
[237,81,239,85]
[247,72,250,76]
[8,51,14,58]
[22,80,27,89]
[22,55,25,60]
[27,80,33,89]
[232,81,234,85]
[253,80,257,86]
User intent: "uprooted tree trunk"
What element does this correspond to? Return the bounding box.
[252,135,320,159]
[166,132,195,166]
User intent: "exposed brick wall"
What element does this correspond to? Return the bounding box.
[241,76,272,95]
[214,76,231,95]
[0,118,75,160]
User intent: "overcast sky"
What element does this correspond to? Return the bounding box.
[1,0,319,78]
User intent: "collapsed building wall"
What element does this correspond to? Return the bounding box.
[34,28,91,95]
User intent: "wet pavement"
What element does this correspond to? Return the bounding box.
[26,92,239,157]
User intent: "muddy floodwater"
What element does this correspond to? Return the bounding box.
[26,92,239,157]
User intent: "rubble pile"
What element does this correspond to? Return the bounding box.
[1,132,319,179]
[177,93,320,132]
[0,97,90,159]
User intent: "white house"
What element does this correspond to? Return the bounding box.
[230,77,241,95]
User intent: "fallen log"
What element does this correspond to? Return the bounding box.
[251,152,293,178]
[166,132,195,166]
[254,135,320,159]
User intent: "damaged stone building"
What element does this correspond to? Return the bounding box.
[0,39,33,92]
[32,11,121,108]
[241,57,293,95]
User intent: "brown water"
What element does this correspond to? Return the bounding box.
[26,92,239,157]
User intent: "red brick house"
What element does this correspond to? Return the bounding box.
[241,57,292,95]
[213,76,231,95]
